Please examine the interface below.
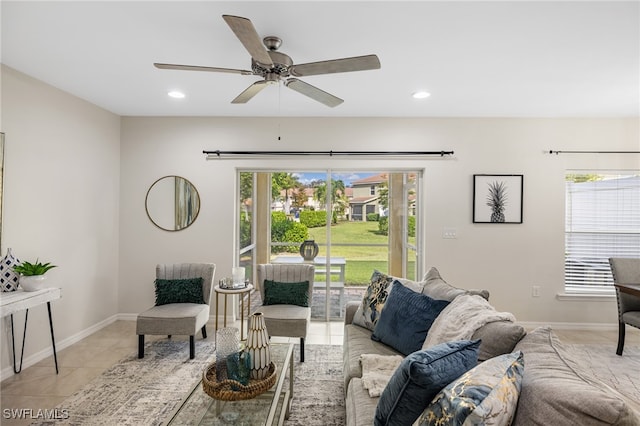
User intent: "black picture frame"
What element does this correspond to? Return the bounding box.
[473,174,523,224]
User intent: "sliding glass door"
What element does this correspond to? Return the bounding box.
[237,169,422,321]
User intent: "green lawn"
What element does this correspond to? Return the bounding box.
[276,221,416,285]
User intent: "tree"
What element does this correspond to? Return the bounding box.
[315,179,346,206]
[239,172,253,203]
[272,173,299,201]
[377,181,389,211]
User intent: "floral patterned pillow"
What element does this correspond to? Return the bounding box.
[418,350,524,426]
[352,270,395,331]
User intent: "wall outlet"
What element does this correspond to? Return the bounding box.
[442,228,457,239]
[532,286,541,297]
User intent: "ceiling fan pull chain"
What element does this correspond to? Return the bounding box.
[277,82,282,141]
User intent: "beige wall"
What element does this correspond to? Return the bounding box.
[2,65,639,378]
[119,116,639,325]
[0,66,121,376]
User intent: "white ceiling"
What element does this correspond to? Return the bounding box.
[2,1,638,117]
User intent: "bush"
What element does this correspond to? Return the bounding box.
[284,222,308,246]
[271,211,287,223]
[378,216,389,235]
[367,213,380,222]
[376,216,415,237]
[271,216,309,253]
[300,210,327,228]
[408,216,416,238]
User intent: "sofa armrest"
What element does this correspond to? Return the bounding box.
[345,301,360,325]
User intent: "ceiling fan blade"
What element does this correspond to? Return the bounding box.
[154,63,253,75]
[222,15,273,67]
[285,78,343,108]
[232,80,271,104]
[290,54,380,77]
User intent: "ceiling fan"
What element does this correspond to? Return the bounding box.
[154,15,381,107]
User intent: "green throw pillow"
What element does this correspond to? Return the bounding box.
[263,280,310,307]
[155,277,204,305]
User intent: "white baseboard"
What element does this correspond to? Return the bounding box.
[1,314,119,382]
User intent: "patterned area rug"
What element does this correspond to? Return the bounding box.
[285,344,345,425]
[33,340,344,425]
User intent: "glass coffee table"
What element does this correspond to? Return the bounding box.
[164,343,294,426]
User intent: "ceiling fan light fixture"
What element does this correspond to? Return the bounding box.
[412,91,431,99]
[168,90,185,99]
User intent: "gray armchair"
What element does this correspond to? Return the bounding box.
[254,263,315,362]
[136,263,216,359]
[608,258,640,356]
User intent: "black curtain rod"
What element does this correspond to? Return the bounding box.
[549,150,640,155]
[203,150,454,157]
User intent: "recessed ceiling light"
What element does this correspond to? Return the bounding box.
[168,91,185,99]
[412,91,431,99]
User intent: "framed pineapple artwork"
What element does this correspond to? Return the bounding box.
[473,174,523,224]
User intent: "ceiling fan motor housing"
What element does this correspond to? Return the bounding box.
[252,50,292,79]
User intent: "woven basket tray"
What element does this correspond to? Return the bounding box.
[202,362,277,401]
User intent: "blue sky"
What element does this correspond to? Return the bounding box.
[294,172,376,187]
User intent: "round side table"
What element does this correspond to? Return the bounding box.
[214,284,254,340]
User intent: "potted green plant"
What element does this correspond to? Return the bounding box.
[13,260,57,292]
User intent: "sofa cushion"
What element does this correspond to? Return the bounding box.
[343,324,402,392]
[422,294,515,350]
[154,277,204,305]
[471,320,526,362]
[418,350,524,425]
[512,327,640,426]
[353,270,423,331]
[374,340,480,426]
[422,267,490,301]
[372,281,450,355]
[262,279,310,307]
[346,378,380,426]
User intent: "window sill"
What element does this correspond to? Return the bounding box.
[556,292,616,302]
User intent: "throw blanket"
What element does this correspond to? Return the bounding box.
[360,353,404,397]
[423,294,516,348]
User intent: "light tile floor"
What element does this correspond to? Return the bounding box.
[1,319,638,425]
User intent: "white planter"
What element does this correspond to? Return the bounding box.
[19,275,48,292]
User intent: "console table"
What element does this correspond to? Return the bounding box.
[0,288,61,374]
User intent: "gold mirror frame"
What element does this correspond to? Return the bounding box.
[145,175,200,231]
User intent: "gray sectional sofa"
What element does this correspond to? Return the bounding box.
[343,268,640,426]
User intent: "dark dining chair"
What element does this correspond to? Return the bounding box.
[608,258,640,356]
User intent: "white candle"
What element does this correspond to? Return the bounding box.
[232,267,245,283]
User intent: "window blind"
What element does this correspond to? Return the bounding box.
[565,172,640,292]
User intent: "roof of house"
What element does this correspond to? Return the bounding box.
[351,174,388,186]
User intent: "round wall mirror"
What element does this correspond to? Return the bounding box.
[145,176,200,231]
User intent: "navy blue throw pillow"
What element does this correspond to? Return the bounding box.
[371,280,450,355]
[374,340,481,426]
